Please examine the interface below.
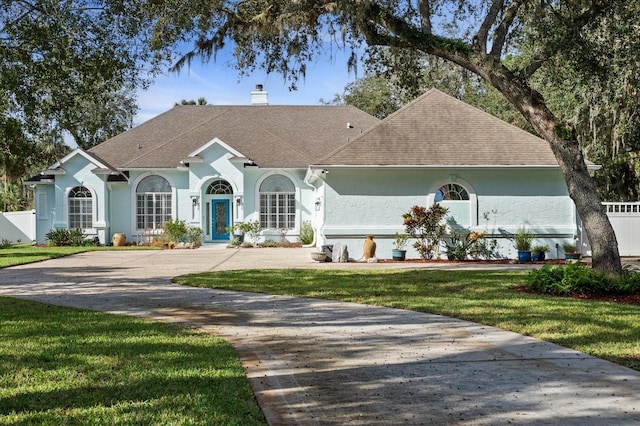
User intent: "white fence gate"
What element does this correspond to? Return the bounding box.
[603,202,640,256]
[0,210,36,244]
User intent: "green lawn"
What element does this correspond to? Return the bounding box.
[0,297,266,425]
[2,246,638,422]
[0,244,159,268]
[173,268,640,371]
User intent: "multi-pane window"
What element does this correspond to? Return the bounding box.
[206,179,233,194]
[259,175,295,229]
[435,183,469,202]
[68,186,93,229]
[136,175,172,230]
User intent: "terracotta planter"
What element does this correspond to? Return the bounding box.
[112,233,126,247]
[363,235,376,260]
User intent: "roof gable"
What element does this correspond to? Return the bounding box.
[188,137,245,159]
[315,89,559,167]
[49,148,112,171]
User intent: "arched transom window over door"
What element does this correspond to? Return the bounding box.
[136,175,172,230]
[259,174,295,229]
[206,179,233,195]
[435,183,469,202]
[68,186,93,229]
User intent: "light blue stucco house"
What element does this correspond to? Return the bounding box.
[28,88,589,259]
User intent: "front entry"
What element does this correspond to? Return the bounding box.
[211,199,230,241]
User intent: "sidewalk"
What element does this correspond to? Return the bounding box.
[1,246,639,425]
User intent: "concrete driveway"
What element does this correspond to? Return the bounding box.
[1,246,639,425]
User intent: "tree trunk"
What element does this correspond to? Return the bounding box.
[487,69,622,274]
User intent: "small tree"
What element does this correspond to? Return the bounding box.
[246,220,263,246]
[402,204,449,260]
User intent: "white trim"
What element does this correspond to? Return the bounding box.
[255,171,300,231]
[180,155,204,164]
[311,163,600,170]
[49,148,111,171]
[188,137,245,158]
[427,177,478,227]
[65,185,97,232]
[312,164,565,169]
[130,172,176,232]
[195,174,240,195]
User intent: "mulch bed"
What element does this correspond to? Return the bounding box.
[379,257,640,306]
[377,258,566,265]
[513,285,640,306]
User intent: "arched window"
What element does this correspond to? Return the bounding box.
[259,174,295,229]
[68,186,93,229]
[206,179,233,195]
[136,175,172,230]
[435,183,469,202]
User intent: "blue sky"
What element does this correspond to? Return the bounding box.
[135,48,359,125]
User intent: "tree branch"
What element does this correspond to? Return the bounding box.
[490,0,525,57]
[474,0,503,54]
[360,3,474,69]
[418,0,431,34]
[515,0,613,77]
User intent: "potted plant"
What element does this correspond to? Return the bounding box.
[230,222,252,243]
[392,233,409,261]
[531,244,549,262]
[562,241,581,262]
[513,227,534,262]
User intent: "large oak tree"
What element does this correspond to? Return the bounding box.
[1,0,157,208]
[1,0,148,147]
[148,0,635,273]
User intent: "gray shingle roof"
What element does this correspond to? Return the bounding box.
[315,89,559,167]
[88,105,380,169]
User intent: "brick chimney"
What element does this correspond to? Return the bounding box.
[251,84,268,106]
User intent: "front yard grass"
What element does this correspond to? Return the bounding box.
[0,297,266,425]
[0,244,159,268]
[174,268,640,371]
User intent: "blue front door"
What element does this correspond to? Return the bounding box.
[212,200,230,240]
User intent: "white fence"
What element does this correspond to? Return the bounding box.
[603,202,640,256]
[0,210,36,244]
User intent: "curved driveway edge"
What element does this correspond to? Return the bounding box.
[1,247,639,425]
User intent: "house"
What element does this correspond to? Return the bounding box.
[28,87,588,259]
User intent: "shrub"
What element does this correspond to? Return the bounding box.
[300,220,314,245]
[403,204,449,260]
[45,228,88,247]
[186,227,204,247]
[258,239,290,248]
[527,263,640,296]
[445,231,472,261]
[228,237,242,247]
[46,228,70,246]
[163,219,188,242]
[68,228,86,246]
